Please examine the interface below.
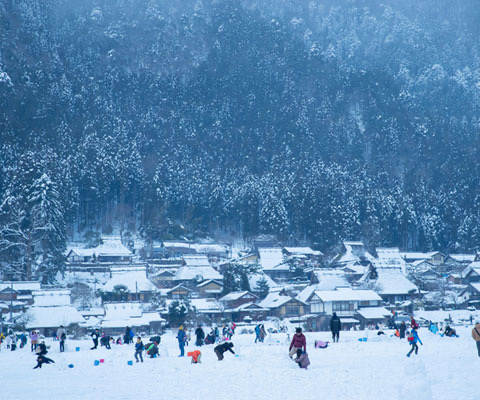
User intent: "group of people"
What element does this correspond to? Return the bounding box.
[0,331,28,351]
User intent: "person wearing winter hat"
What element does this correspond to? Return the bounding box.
[472,320,480,357]
[289,327,306,358]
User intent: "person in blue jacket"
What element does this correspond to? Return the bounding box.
[177,325,186,357]
[407,328,423,357]
[134,337,144,363]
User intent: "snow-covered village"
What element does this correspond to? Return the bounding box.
[2,1,480,400]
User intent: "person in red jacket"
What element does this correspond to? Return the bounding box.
[410,316,419,330]
[289,327,306,358]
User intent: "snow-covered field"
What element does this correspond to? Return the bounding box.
[1,326,479,400]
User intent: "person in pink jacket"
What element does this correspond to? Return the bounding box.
[289,327,306,358]
[295,348,310,369]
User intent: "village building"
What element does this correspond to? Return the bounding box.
[196,280,223,298]
[26,289,86,336]
[100,302,165,335]
[259,289,307,318]
[103,265,158,302]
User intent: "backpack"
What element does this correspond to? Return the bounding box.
[407,333,414,342]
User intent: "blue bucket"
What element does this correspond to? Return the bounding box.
[68,364,74,368]
[94,360,100,366]
[75,347,80,352]
[127,360,133,366]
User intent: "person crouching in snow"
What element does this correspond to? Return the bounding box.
[135,337,144,363]
[289,327,306,358]
[33,354,55,369]
[295,349,310,369]
[187,350,201,364]
[314,340,329,349]
[214,342,235,361]
[407,328,423,357]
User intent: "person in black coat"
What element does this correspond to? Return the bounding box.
[195,326,205,346]
[214,342,235,361]
[399,321,407,339]
[330,312,341,342]
[33,355,55,369]
[100,334,111,349]
[91,329,100,350]
[36,342,48,356]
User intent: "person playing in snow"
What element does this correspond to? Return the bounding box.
[195,325,205,346]
[330,312,342,343]
[443,325,458,337]
[0,332,5,350]
[124,326,133,344]
[295,348,310,369]
[259,324,267,342]
[314,340,329,349]
[33,354,55,369]
[35,341,48,356]
[472,320,480,357]
[91,328,100,350]
[146,341,159,358]
[100,333,111,349]
[410,316,419,330]
[289,327,307,358]
[134,336,144,363]
[30,330,39,352]
[187,349,202,364]
[214,342,235,361]
[57,325,67,352]
[5,333,12,350]
[19,332,27,349]
[214,326,220,342]
[205,330,215,345]
[399,321,407,339]
[177,325,186,357]
[255,325,261,343]
[407,328,423,357]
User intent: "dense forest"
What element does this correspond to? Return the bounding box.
[1,0,480,281]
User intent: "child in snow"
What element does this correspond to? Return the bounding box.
[407,328,423,357]
[33,355,55,369]
[146,341,159,358]
[187,350,202,364]
[314,340,329,349]
[214,342,235,361]
[100,333,111,349]
[295,349,310,369]
[134,337,144,363]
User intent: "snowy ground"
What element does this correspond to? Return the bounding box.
[1,326,479,400]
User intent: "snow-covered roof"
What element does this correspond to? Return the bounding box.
[67,248,96,257]
[449,254,476,263]
[26,306,86,328]
[103,266,157,292]
[283,247,323,256]
[259,292,304,309]
[189,298,223,313]
[219,291,256,302]
[248,273,278,291]
[0,281,41,292]
[174,266,223,281]
[79,308,105,317]
[94,236,132,257]
[343,263,367,274]
[356,307,391,320]
[470,283,480,293]
[228,302,269,312]
[311,269,349,290]
[191,243,229,254]
[196,279,223,288]
[373,270,417,295]
[103,302,143,321]
[374,248,408,274]
[399,251,444,261]
[334,241,374,265]
[100,312,165,328]
[313,287,382,302]
[33,289,72,307]
[461,263,480,278]
[183,255,211,267]
[258,248,285,270]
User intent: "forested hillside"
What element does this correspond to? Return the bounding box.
[1,0,480,280]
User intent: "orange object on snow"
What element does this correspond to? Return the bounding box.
[187,350,201,363]
[395,329,400,337]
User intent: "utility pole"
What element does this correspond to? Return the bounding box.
[9,282,13,322]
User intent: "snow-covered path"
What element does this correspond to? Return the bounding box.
[1,326,478,400]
